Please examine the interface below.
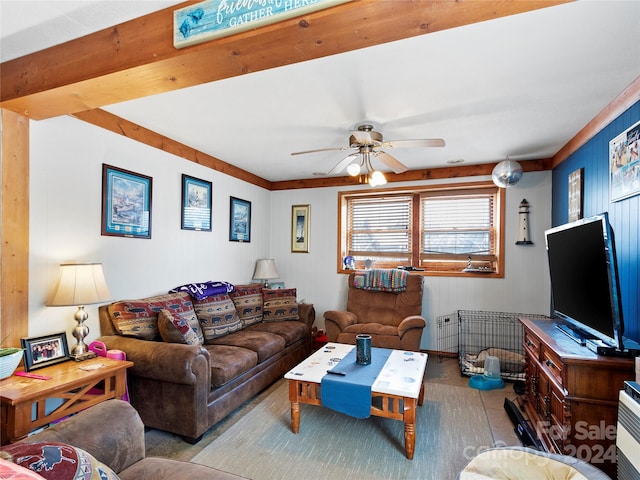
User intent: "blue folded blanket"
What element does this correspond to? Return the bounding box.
[169,281,235,300]
[320,347,392,418]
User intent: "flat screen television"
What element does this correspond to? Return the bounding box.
[545,212,625,351]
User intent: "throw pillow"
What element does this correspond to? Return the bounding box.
[229,284,264,327]
[108,292,193,340]
[157,308,204,345]
[193,293,242,340]
[263,288,298,322]
[2,442,120,480]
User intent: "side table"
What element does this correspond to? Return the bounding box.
[0,356,133,444]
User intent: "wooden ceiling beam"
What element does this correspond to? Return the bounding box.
[1,0,569,120]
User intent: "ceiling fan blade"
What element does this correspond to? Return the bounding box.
[383,139,445,148]
[291,146,352,155]
[328,153,359,174]
[374,151,408,174]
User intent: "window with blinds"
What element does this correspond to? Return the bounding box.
[339,182,504,276]
[420,191,497,273]
[347,195,412,266]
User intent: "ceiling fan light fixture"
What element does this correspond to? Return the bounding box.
[492,158,523,188]
[347,163,361,176]
[369,170,387,187]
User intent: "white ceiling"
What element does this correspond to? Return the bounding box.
[2,1,639,182]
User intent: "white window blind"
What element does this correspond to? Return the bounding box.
[421,194,494,257]
[347,195,412,261]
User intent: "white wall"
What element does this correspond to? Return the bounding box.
[28,115,552,352]
[270,171,552,350]
[29,116,271,344]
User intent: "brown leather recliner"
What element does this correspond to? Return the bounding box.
[324,272,426,351]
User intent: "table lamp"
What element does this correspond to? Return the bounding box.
[48,263,113,358]
[252,259,279,288]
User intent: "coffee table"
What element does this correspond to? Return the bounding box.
[284,342,428,459]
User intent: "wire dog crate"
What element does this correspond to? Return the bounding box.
[434,312,459,356]
[458,310,546,381]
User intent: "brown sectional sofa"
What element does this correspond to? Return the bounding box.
[96,285,314,443]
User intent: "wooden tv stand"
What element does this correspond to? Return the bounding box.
[517,317,635,478]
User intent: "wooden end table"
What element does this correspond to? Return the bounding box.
[1,356,133,444]
[284,343,427,459]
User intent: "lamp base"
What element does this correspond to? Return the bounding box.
[71,306,90,357]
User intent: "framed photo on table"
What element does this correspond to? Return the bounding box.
[181,174,212,231]
[102,164,152,239]
[291,204,310,253]
[229,196,251,242]
[21,332,70,371]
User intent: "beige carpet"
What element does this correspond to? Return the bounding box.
[192,379,493,480]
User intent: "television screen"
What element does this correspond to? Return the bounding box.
[545,213,624,350]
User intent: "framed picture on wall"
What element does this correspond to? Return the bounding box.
[181,174,212,231]
[291,204,310,253]
[609,119,640,202]
[229,196,251,242]
[568,168,583,222]
[101,164,152,239]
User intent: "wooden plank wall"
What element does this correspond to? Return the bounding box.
[0,109,29,348]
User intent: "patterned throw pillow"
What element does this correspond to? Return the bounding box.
[108,292,193,340]
[193,293,242,340]
[157,308,204,345]
[229,284,264,327]
[262,288,298,322]
[2,442,120,480]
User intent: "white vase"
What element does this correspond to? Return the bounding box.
[0,350,24,379]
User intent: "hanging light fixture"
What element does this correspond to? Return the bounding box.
[492,157,523,188]
[346,145,387,187]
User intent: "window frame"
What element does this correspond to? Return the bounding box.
[337,181,505,278]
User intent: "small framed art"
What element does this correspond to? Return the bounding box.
[229,196,251,242]
[568,168,583,222]
[291,204,310,253]
[181,174,212,231]
[102,164,152,239]
[21,332,70,371]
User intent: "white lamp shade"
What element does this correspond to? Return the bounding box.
[49,263,113,306]
[252,259,279,280]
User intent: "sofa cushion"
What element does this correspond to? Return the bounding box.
[108,292,193,340]
[263,288,298,322]
[2,442,120,480]
[246,321,308,346]
[205,345,258,388]
[194,293,242,340]
[157,308,204,345]
[229,284,264,327]
[208,330,286,363]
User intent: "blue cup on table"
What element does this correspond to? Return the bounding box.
[356,334,372,365]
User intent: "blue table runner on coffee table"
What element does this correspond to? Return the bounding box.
[320,347,392,418]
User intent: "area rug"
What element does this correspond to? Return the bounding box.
[192,380,493,480]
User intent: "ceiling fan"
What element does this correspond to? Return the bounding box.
[291,123,445,185]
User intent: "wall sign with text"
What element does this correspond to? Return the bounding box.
[174,0,351,48]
